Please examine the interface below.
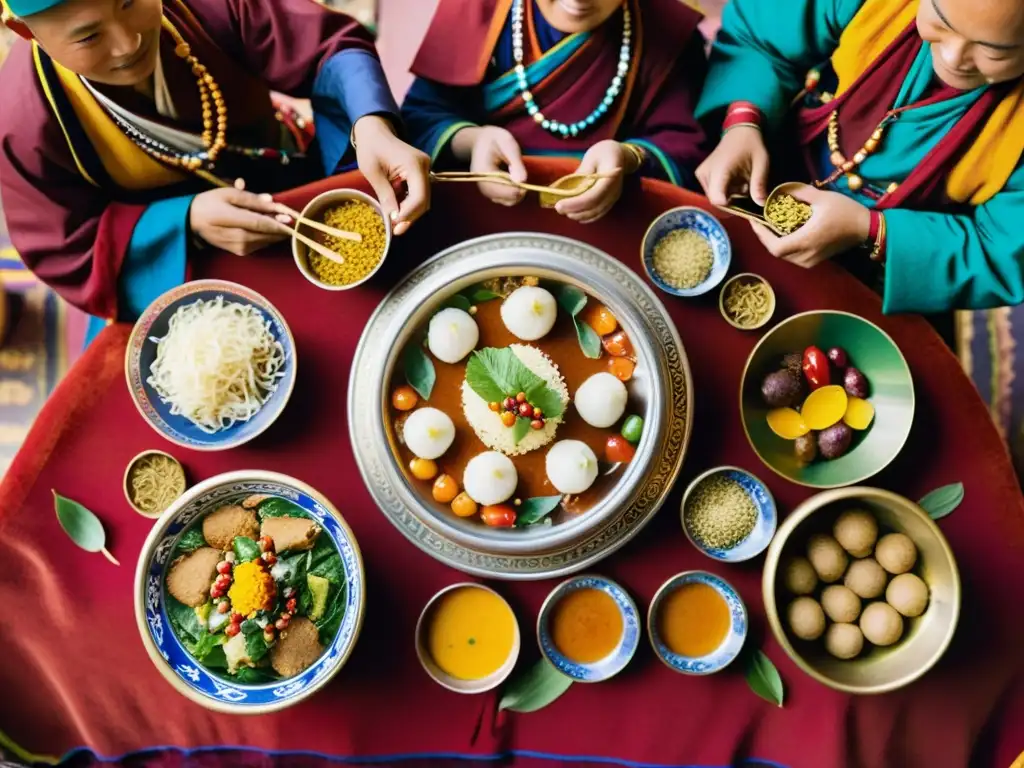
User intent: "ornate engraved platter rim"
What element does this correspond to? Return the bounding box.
[348,232,693,580]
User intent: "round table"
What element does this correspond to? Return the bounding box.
[2,159,1022,768]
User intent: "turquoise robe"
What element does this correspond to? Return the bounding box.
[695,0,1024,316]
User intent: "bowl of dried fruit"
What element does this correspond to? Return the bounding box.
[740,311,915,489]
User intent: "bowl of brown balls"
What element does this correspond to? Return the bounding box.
[762,486,960,694]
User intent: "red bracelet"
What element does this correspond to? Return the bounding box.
[724,101,764,132]
[867,210,881,243]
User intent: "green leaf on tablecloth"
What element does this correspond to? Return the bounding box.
[174,528,208,555]
[233,536,261,563]
[555,284,588,318]
[467,285,503,303]
[404,341,436,401]
[257,497,307,519]
[53,491,118,565]
[745,649,784,707]
[233,667,276,684]
[918,482,965,520]
[498,658,573,713]
[573,318,603,360]
[441,294,473,312]
[515,496,563,527]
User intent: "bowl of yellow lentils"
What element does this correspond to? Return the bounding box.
[292,188,392,291]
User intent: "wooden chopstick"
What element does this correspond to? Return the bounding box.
[429,170,620,198]
[276,204,363,243]
[290,227,346,265]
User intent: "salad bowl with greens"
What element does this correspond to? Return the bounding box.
[134,470,365,713]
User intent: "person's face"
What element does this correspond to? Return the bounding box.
[26,0,162,86]
[533,0,621,35]
[917,0,1024,90]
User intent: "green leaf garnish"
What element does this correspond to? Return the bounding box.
[166,597,203,645]
[555,286,602,359]
[467,286,502,303]
[516,496,563,527]
[499,658,573,713]
[201,643,228,670]
[233,667,276,683]
[555,285,588,317]
[53,491,118,565]
[257,497,306,519]
[465,348,566,422]
[441,294,473,312]
[233,536,261,563]
[745,649,784,707]
[245,629,271,663]
[512,416,532,445]
[918,482,964,520]
[404,341,436,401]
[175,528,208,556]
[193,630,224,661]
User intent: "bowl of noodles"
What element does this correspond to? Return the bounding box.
[126,279,296,451]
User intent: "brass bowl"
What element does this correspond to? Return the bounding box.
[762,486,960,695]
[718,273,775,331]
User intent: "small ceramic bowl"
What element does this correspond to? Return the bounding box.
[537,574,641,683]
[763,486,960,694]
[125,279,297,451]
[740,310,915,489]
[641,206,731,297]
[681,466,777,562]
[648,571,748,675]
[415,583,520,694]
[292,188,392,291]
[719,273,776,331]
[123,449,187,518]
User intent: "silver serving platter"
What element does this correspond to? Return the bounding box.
[348,233,692,580]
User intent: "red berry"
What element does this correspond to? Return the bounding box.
[225,623,240,637]
[231,612,243,624]
[500,411,516,428]
[263,629,275,642]
[286,598,297,613]
[217,601,231,614]
[530,419,544,430]
[210,586,223,598]
[275,618,289,631]
[216,561,232,575]
[515,392,526,403]
[533,408,543,418]
[262,552,277,565]
[488,401,500,412]
[258,536,274,553]
[504,396,517,411]
[517,402,534,418]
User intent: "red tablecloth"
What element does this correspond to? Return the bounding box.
[2,159,1023,768]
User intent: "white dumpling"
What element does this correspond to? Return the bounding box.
[428,308,479,364]
[500,286,558,341]
[463,451,518,506]
[546,440,599,495]
[403,407,455,460]
[574,372,628,428]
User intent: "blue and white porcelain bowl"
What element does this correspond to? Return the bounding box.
[648,571,748,676]
[681,466,777,562]
[537,575,641,683]
[133,470,366,714]
[641,206,732,297]
[125,279,296,451]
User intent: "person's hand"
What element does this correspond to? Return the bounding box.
[696,126,771,206]
[353,115,431,236]
[750,185,872,267]
[453,126,528,206]
[554,140,628,224]
[188,187,293,255]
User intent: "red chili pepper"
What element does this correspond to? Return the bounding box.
[802,346,831,390]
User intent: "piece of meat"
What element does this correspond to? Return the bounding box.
[166,547,221,607]
[261,516,320,552]
[270,616,324,678]
[241,494,271,509]
[202,504,259,551]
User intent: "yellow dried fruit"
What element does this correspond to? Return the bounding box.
[767,407,810,440]
[801,385,848,430]
[843,396,875,431]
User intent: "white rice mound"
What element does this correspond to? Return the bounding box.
[461,344,569,456]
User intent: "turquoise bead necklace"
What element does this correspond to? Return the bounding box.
[512,0,632,138]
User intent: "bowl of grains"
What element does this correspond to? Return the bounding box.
[719,273,776,331]
[292,188,392,291]
[764,184,814,235]
[681,466,777,562]
[641,207,731,297]
[123,449,188,518]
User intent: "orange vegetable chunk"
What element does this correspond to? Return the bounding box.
[801,385,849,430]
[767,408,810,440]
